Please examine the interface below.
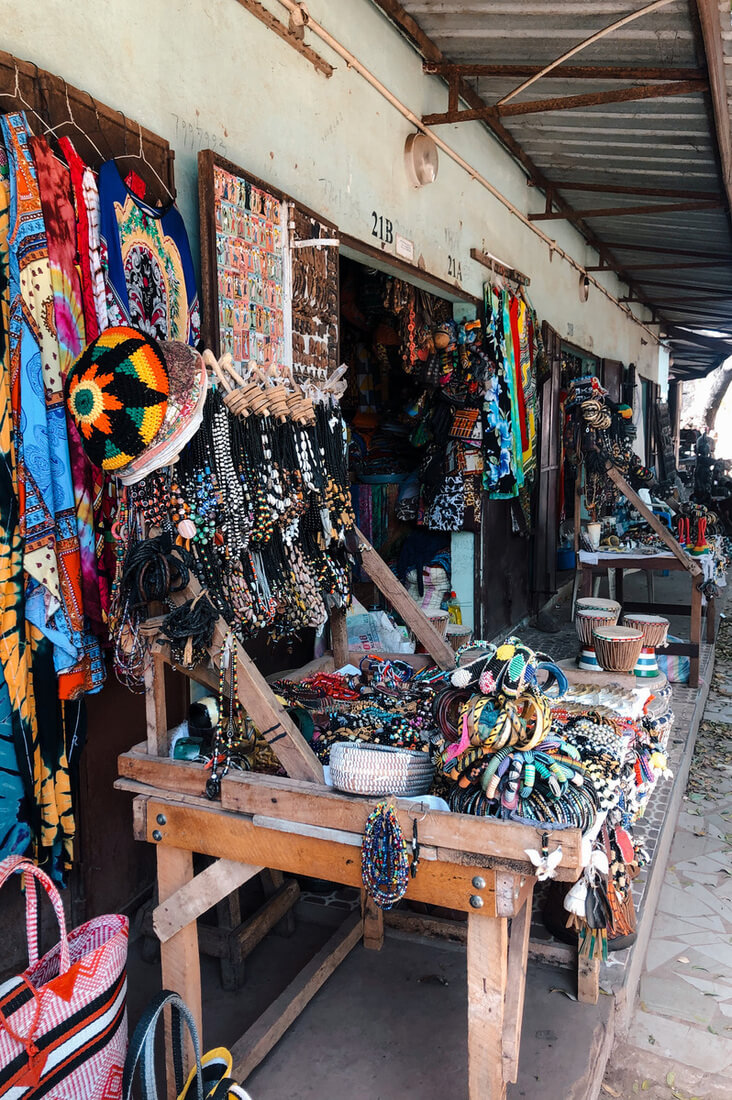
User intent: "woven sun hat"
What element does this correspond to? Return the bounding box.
[65,326,169,471]
[117,342,209,485]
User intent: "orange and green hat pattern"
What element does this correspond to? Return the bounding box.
[65,326,170,471]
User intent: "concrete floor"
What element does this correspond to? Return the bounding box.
[126,926,611,1100]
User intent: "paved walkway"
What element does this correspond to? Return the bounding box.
[602,614,732,1100]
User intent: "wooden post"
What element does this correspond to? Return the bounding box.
[156,846,203,1100]
[329,606,349,669]
[145,655,168,757]
[690,578,702,688]
[502,882,534,1084]
[354,528,455,669]
[577,953,600,1004]
[467,914,508,1100]
[361,889,384,951]
[706,592,716,644]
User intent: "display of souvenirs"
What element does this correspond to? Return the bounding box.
[213,165,287,370]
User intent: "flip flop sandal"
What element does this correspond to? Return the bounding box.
[178,1049,252,1100]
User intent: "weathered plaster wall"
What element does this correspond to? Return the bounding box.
[1,0,661,375]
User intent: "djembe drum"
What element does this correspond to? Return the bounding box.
[623,613,669,677]
[592,625,645,674]
[575,597,621,672]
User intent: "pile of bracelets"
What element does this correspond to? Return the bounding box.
[271,661,446,764]
[270,641,675,840]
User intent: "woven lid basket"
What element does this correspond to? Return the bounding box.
[329,741,435,797]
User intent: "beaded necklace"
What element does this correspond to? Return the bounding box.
[361,801,410,910]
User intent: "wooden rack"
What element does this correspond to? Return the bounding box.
[117,532,583,1100]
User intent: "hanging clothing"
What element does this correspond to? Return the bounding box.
[2,112,102,700]
[57,137,99,342]
[98,159,200,343]
[57,138,113,620]
[482,285,520,499]
[0,124,74,880]
[0,139,32,864]
[32,135,106,645]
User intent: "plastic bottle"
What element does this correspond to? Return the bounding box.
[446,591,462,625]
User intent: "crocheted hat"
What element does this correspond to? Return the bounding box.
[65,326,170,471]
[117,343,208,485]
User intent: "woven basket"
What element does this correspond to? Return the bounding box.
[329,741,434,797]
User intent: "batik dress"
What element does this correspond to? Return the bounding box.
[98,159,200,343]
[482,285,519,499]
[2,112,93,877]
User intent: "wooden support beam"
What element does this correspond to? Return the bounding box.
[168,578,323,783]
[502,882,534,1084]
[604,463,700,574]
[423,62,706,82]
[230,911,363,1081]
[329,605,349,669]
[361,889,384,950]
[157,846,202,1099]
[355,527,455,669]
[468,912,508,1099]
[529,199,723,221]
[498,80,706,118]
[550,181,720,200]
[424,80,705,126]
[601,241,730,259]
[588,259,731,271]
[577,954,600,1004]
[221,771,583,878]
[232,0,333,78]
[153,857,262,943]
[696,0,732,216]
[145,655,168,757]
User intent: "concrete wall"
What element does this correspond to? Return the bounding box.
[2,0,661,377]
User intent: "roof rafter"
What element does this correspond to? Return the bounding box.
[423,63,706,82]
[529,199,723,221]
[423,80,706,126]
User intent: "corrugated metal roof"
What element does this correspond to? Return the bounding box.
[382,0,732,377]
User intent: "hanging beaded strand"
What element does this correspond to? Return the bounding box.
[361,801,410,910]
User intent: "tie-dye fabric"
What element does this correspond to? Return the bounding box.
[32,135,106,646]
[2,112,102,699]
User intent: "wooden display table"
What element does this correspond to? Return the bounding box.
[577,552,711,687]
[116,532,584,1100]
[575,464,712,688]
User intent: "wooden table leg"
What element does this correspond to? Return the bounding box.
[690,577,702,688]
[577,953,600,1004]
[580,567,592,598]
[706,594,716,644]
[615,568,624,607]
[502,882,534,1085]
[361,889,384,951]
[157,846,203,1100]
[468,913,508,1100]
